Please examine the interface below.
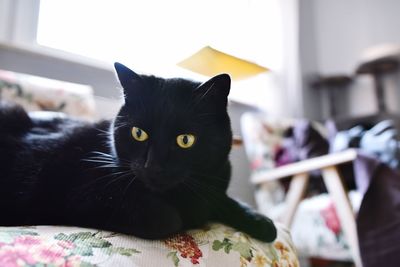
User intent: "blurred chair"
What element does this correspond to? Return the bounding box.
[241,114,362,267]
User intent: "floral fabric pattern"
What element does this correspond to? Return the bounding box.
[0,224,298,267]
[241,113,294,172]
[260,191,362,261]
[0,227,139,267]
[0,69,96,120]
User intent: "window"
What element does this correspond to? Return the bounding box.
[2,0,284,109]
[37,0,282,76]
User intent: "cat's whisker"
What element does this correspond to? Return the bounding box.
[85,157,115,163]
[87,151,115,158]
[118,174,137,206]
[94,127,110,135]
[88,151,113,157]
[86,162,120,168]
[91,155,115,160]
[113,120,129,126]
[90,151,115,159]
[77,169,131,191]
[89,156,114,161]
[112,123,129,131]
[88,164,120,170]
[92,160,130,169]
[82,161,126,170]
[108,174,138,221]
[87,151,131,165]
[114,114,126,119]
[82,158,131,172]
[83,156,117,163]
[84,157,114,163]
[82,159,116,164]
[103,171,134,190]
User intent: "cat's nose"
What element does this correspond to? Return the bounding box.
[144,147,158,168]
[144,146,168,169]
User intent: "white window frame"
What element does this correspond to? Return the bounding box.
[0,0,40,44]
[0,0,119,98]
[0,0,110,69]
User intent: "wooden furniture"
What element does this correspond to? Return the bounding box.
[311,75,353,118]
[251,149,362,267]
[356,49,400,113]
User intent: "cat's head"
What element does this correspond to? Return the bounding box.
[112,63,232,192]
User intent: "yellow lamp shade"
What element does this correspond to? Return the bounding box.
[177,46,269,80]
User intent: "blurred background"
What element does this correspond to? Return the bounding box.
[2,1,400,266]
[2,0,400,121]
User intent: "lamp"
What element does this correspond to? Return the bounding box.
[177,46,269,80]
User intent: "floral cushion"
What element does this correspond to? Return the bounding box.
[241,113,328,173]
[288,191,361,261]
[0,70,96,120]
[0,223,298,267]
[241,113,294,172]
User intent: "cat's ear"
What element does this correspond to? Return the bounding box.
[194,73,231,110]
[114,62,143,98]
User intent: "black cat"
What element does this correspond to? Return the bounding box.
[0,63,276,242]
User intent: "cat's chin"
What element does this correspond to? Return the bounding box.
[139,175,182,193]
[143,182,178,193]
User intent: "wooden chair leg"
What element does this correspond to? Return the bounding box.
[281,173,309,228]
[322,166,362,267]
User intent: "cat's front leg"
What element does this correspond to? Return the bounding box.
[113,196,183,240]
[211,196,277,242]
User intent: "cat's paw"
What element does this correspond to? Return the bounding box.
[247,215,277,243]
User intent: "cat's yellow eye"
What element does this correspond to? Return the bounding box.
[176,134,196,148]
[131,127,149,142]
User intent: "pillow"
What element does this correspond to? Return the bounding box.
[0,223,299,267]
[0,70,96,120]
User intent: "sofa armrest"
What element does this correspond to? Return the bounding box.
[0,69,96,120]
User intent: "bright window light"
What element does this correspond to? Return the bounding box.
[37,0,283,108]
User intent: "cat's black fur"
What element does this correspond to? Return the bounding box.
[0,63,276,242]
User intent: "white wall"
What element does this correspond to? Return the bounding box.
[300,0,400,119]
[298,0,322,120]
[227,101,259,207]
